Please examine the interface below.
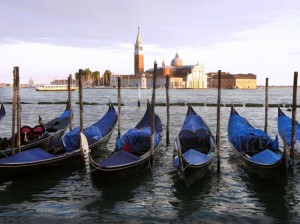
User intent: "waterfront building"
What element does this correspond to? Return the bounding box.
[113,28,255,89]
[145,53,207,89]
[115,28,207,89]
[207,72,257,89]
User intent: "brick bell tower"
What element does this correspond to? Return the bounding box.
[134,27,144,77]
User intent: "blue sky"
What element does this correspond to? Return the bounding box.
[0,0,300,85]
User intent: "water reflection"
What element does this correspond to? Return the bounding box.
[0,165,78,206]
[83,172,150,223]
[242,174,299,223]
[170,171,217,222]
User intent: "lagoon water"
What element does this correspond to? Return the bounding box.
[0,87,299,223]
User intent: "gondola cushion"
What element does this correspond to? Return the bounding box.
[250,149,281,164]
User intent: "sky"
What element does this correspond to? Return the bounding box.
[0,0,300,85]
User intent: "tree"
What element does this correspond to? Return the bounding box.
[103,70,112,86]
[75,68,100,86]
[92,71,100,86]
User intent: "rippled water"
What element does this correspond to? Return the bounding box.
[0,87,299,223]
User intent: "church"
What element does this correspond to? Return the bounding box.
[115,28,208,89]
[111,28,256,89]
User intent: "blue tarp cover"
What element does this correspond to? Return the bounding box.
[278,113,300,146]
[183,149,211,165]
[116,127,160,153]
[182,114,209,133]
[250,149,281,164]
[44,108,71,130]
[58,109,70,119]
[63,126,102,152]
[0,148,55,164]
[100,150,140,167]
[228,113,278,151]
[173,149,211,167]
[92,106,117,135]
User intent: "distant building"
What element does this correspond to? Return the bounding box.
[134,27,144,76]
[207,72,257,89]
[114,28,255,89]
[145,53,207,89]
[28,77,35,87]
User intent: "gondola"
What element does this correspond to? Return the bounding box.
[0,101,5,121]
[277,106,300,164]
[228,105,289,182]
[83,102,163,189]
[0,103,118,181]
[172,105,217,187]
[0,102,71,157]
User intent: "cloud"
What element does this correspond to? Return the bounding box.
[1,0,300,86]
[1,0,297,48]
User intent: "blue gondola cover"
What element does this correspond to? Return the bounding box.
[100,150,140,167]
[278,112,300,146]
[92,106,118,135]
[183,149,211,165]
[228,113,277,151]
[0,148,56,164]
[250,149,281,164]
[116,127,160,153]
[173,149,210,167]
[63,126,102,152]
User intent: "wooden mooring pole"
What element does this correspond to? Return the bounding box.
[68,74,73,131]
[216,70,221,173]
[11,67,17,154]
[138,84,141,107]
[78,69,84,133]
[118,77,121,137]
[150,60,157,163]
[264,77,269,133]
[291,71,298,169]
[16,67,21,153]
[166,75,170,146]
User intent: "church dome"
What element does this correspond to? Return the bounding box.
[171,53,183,67]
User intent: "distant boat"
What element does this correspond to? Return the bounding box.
[36,84,78,91]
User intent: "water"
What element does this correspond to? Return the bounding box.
[0,87,300,223]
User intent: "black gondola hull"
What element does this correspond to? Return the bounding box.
[231,145,288,183]
[90,156,152,188]
[178,159,215,187]
[0,151,81,181]
[0,127,114,182]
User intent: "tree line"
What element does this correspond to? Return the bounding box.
[74,68,112,86]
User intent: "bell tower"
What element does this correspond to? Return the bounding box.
[134,27,144,76]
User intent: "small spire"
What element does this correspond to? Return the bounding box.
[136,27,142,44]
